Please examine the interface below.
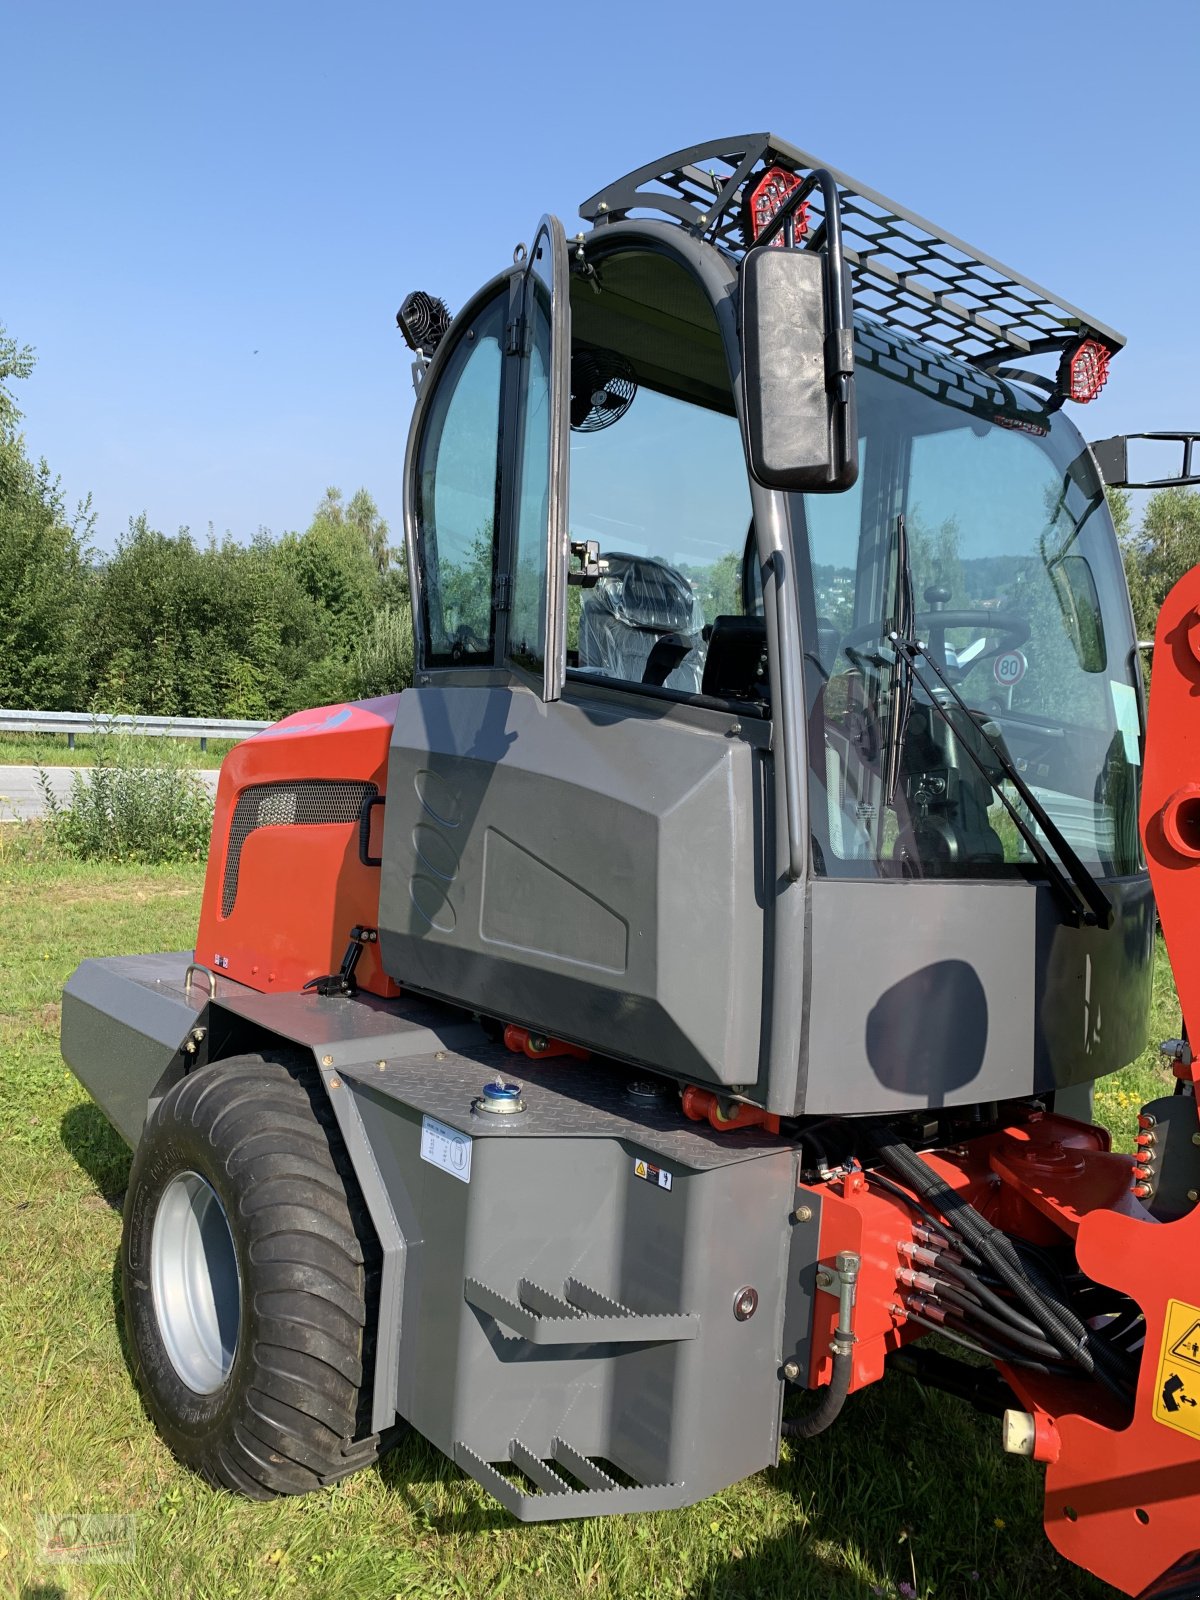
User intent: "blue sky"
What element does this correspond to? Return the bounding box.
[5,0,1198,551]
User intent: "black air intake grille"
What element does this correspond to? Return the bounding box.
[221,779,377,917]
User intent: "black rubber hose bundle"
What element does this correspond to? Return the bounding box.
[868,1126,1137,1400]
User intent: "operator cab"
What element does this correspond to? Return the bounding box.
[386,136,1153,1117]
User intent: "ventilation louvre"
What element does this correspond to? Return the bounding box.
[221,779,377,917]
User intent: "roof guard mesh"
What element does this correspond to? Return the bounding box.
[579,135,1124,377]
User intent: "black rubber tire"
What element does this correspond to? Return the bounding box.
[121,1049,382,1497]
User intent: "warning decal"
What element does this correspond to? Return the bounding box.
[1152,1299,1200,1441]
[1169,1320,1200,1369]
[633,1157,672,1192]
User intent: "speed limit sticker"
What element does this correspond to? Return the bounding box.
[994,650,1027,687]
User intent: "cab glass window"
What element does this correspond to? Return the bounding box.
[566,249,753,699]
[415,295,505,664]
[509,272,552,674]
[801,325,1142,880]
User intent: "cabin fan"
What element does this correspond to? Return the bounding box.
[570,348,637,432]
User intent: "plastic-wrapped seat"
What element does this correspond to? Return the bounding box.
[578,554,705,692]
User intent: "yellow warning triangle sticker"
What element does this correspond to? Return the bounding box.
[1169,1320,1200,1370]
[634,1160,647,1178]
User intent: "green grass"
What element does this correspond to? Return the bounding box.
[0,732,238,768]
[0,848,1178,1599]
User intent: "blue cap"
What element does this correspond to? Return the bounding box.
[481,1079,522,1102]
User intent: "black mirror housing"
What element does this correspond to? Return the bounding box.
[741,247,858,494]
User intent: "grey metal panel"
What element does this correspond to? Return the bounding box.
[351,1090,797,1506]
[800,875,1156,1114]
[61,954,205,1145]
[378,683,768,1087]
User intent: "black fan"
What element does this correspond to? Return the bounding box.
[397,291,451,358]
[570,348,637,432]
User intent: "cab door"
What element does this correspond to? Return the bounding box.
[381,218,574,986]
[500,216,571,699]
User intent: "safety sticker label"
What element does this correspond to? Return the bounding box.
[633,1157,672,1192]
[1152,1299,1200,1440]
[420,1115,472,1183]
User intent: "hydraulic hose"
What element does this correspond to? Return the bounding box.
[935,1289,1068,1362]
[782,1250,859,1440]
[869,1128,1136,1399]
[782,1346,852,1438]
[928,1255,1050,1342]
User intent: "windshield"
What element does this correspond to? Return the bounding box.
[800,321,1143,881]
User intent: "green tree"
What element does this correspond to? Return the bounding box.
[1117,486,1200,642]
[309,484,391,574]
[0,324,91,708]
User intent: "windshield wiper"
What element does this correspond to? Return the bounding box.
[888,632,1113,929]
[883,514,915,805]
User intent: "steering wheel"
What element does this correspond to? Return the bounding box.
[837,610,1030,669]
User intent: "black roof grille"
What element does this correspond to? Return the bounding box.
[579,134,1124,377]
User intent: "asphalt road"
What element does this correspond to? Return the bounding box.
[0,765,220,821]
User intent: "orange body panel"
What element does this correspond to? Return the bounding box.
[195,696,402,997]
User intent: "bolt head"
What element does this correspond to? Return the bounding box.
[1192,1133,1200,1147]
[783,1360,800,1381]
[321,1054,333,1067]
[792,1204,814,1224]
[733,1286,759,1321]
[1189,1189,1199,1204]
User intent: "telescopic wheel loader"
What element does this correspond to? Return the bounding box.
[61,136,1200,1597]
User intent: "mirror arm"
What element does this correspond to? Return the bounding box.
[1091,432,1200,489]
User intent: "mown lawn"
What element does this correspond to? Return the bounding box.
[0,845,1178,1599]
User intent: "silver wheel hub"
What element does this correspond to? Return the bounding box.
[151,1170,241,1393]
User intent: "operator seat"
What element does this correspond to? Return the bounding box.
[578,553,705,692]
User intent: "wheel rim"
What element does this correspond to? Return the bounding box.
[150,1170,241,1394]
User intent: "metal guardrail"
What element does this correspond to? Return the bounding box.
[0,709,272,753]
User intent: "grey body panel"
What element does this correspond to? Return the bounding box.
[378,681,770,1088]
[800,875,1156,1113]
[62,953,208,1146]
[61,951,806,1515]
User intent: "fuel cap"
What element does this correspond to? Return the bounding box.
[473,1078,525,1115]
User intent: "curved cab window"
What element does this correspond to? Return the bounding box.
[415,296,505,664]
[802,338,1142,881]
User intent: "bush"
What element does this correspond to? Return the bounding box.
[39,726,213,864]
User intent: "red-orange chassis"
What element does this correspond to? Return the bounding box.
[807,1113,1199,1596]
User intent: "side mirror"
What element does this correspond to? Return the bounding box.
[741,245,858,493]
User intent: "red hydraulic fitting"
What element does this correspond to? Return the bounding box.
[503,1025,590,1062]
[681,1084,781,1135]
